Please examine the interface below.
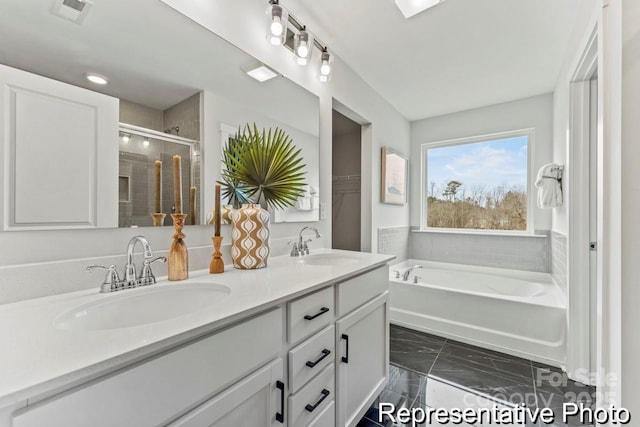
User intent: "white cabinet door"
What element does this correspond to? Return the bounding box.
[0,64,118,230]
[170,358,286,427]
[336,292,389,427]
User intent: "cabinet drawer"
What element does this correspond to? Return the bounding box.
[288,286,334,344]
[337,266,388,317]
[288,363,335,427]
[289,325,335,393]
[308,401,335,427]
[13,309,283,427]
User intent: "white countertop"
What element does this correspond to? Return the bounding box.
[0,249,394,409]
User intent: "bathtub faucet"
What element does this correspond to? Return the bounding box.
[403,265,423,281]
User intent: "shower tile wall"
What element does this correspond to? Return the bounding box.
[164,93,201,225]
[409,228,550,272]
[551,231,568,292]
[119,100,164,131]
[163,94,200,140]
[377,226,410,262]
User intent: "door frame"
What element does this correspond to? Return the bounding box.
[566,28,598,384]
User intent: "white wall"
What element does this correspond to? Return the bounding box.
[410,93,554,230]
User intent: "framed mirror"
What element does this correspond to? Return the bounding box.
[0,0,319,230]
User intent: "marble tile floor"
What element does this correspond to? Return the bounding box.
[358,325,597,427]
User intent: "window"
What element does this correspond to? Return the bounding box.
[421,130,533,232]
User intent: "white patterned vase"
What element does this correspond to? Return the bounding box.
[230,204,270,269]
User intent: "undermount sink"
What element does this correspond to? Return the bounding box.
[298,253,360,266]
[55,283,231,331]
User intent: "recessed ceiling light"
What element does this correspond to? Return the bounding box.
[395,0,445,19]
[85,73,108,85]
[246,64,278,83]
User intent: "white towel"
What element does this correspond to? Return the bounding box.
[295,185,312,211]
[535,163,563,208]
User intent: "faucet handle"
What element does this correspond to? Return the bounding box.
[288,241,300,257]
[139,257,166,286]
[302,239,312,255]
[86,265,121,293]
[392,270,401,279]
[413,275,421,284]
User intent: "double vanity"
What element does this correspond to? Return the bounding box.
[0,249,393,427]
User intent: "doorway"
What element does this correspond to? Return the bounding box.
[332,110,361,251]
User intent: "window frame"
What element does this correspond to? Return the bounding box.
[420,128,536,235]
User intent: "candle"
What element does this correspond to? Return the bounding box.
[189,186,196,225]
[173,155,182,214]
[154,160,162,213]
[214,184,221,236]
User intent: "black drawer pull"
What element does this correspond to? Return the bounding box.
[276,381,285,423]
[341,334,349,363]
[304,306,329,321]
[305,389,330,413]
[306,349,331,368]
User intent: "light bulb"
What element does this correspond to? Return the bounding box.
[319,75,329,83]
[270,17,283,36]
[270,35,282,46]
[121,134,130,144]
[320,61,331,76]
[143,139,150,148]
[85,73,108,85]
[296,56,308,66]
[297,41,309,58]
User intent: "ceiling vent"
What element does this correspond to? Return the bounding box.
[51,0,93,24]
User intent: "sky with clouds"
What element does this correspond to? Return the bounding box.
[426,136,528,195]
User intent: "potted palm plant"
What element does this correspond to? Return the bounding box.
[219,124,307,269]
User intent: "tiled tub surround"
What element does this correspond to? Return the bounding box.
[377,226,411,262]
[410,229,551,273]
[551,231,568,292]
[358,325,596,427]
[389,260,566,366]
[0,249,393,417]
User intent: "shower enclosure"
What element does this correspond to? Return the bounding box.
[118,123,200,228]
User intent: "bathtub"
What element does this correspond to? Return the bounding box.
[389,260,566,367]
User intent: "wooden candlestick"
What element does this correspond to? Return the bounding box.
[173,155,182,214]
[151,212,166,227]
[209,236,224,274]
[168,213,189,281]
[214,184,221,236]
[189,186,196,226]
[154,160,162,213]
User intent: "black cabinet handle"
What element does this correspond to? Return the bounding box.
[304,306,329,321]
[341,334,349,363]
[305,389,330,413]
[306,349,331,368]
[276,380,285,423]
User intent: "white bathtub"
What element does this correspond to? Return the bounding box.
[389,260,566,367]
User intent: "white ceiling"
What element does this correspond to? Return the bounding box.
[287,0,586,120]
[0,0,590,124]
[0,0,319,135]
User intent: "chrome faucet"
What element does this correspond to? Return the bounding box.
[124,236,153,287]
[86,235,166,293]
[290,226,321,256]
[402,265,423,281]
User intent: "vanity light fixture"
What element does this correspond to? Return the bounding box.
[246,63,279,82]
[395,0,446,19]
[266,1,288,46]
[85,73,108,85]
[265,1,333,81]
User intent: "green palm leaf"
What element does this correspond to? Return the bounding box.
[218,124,307,210]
